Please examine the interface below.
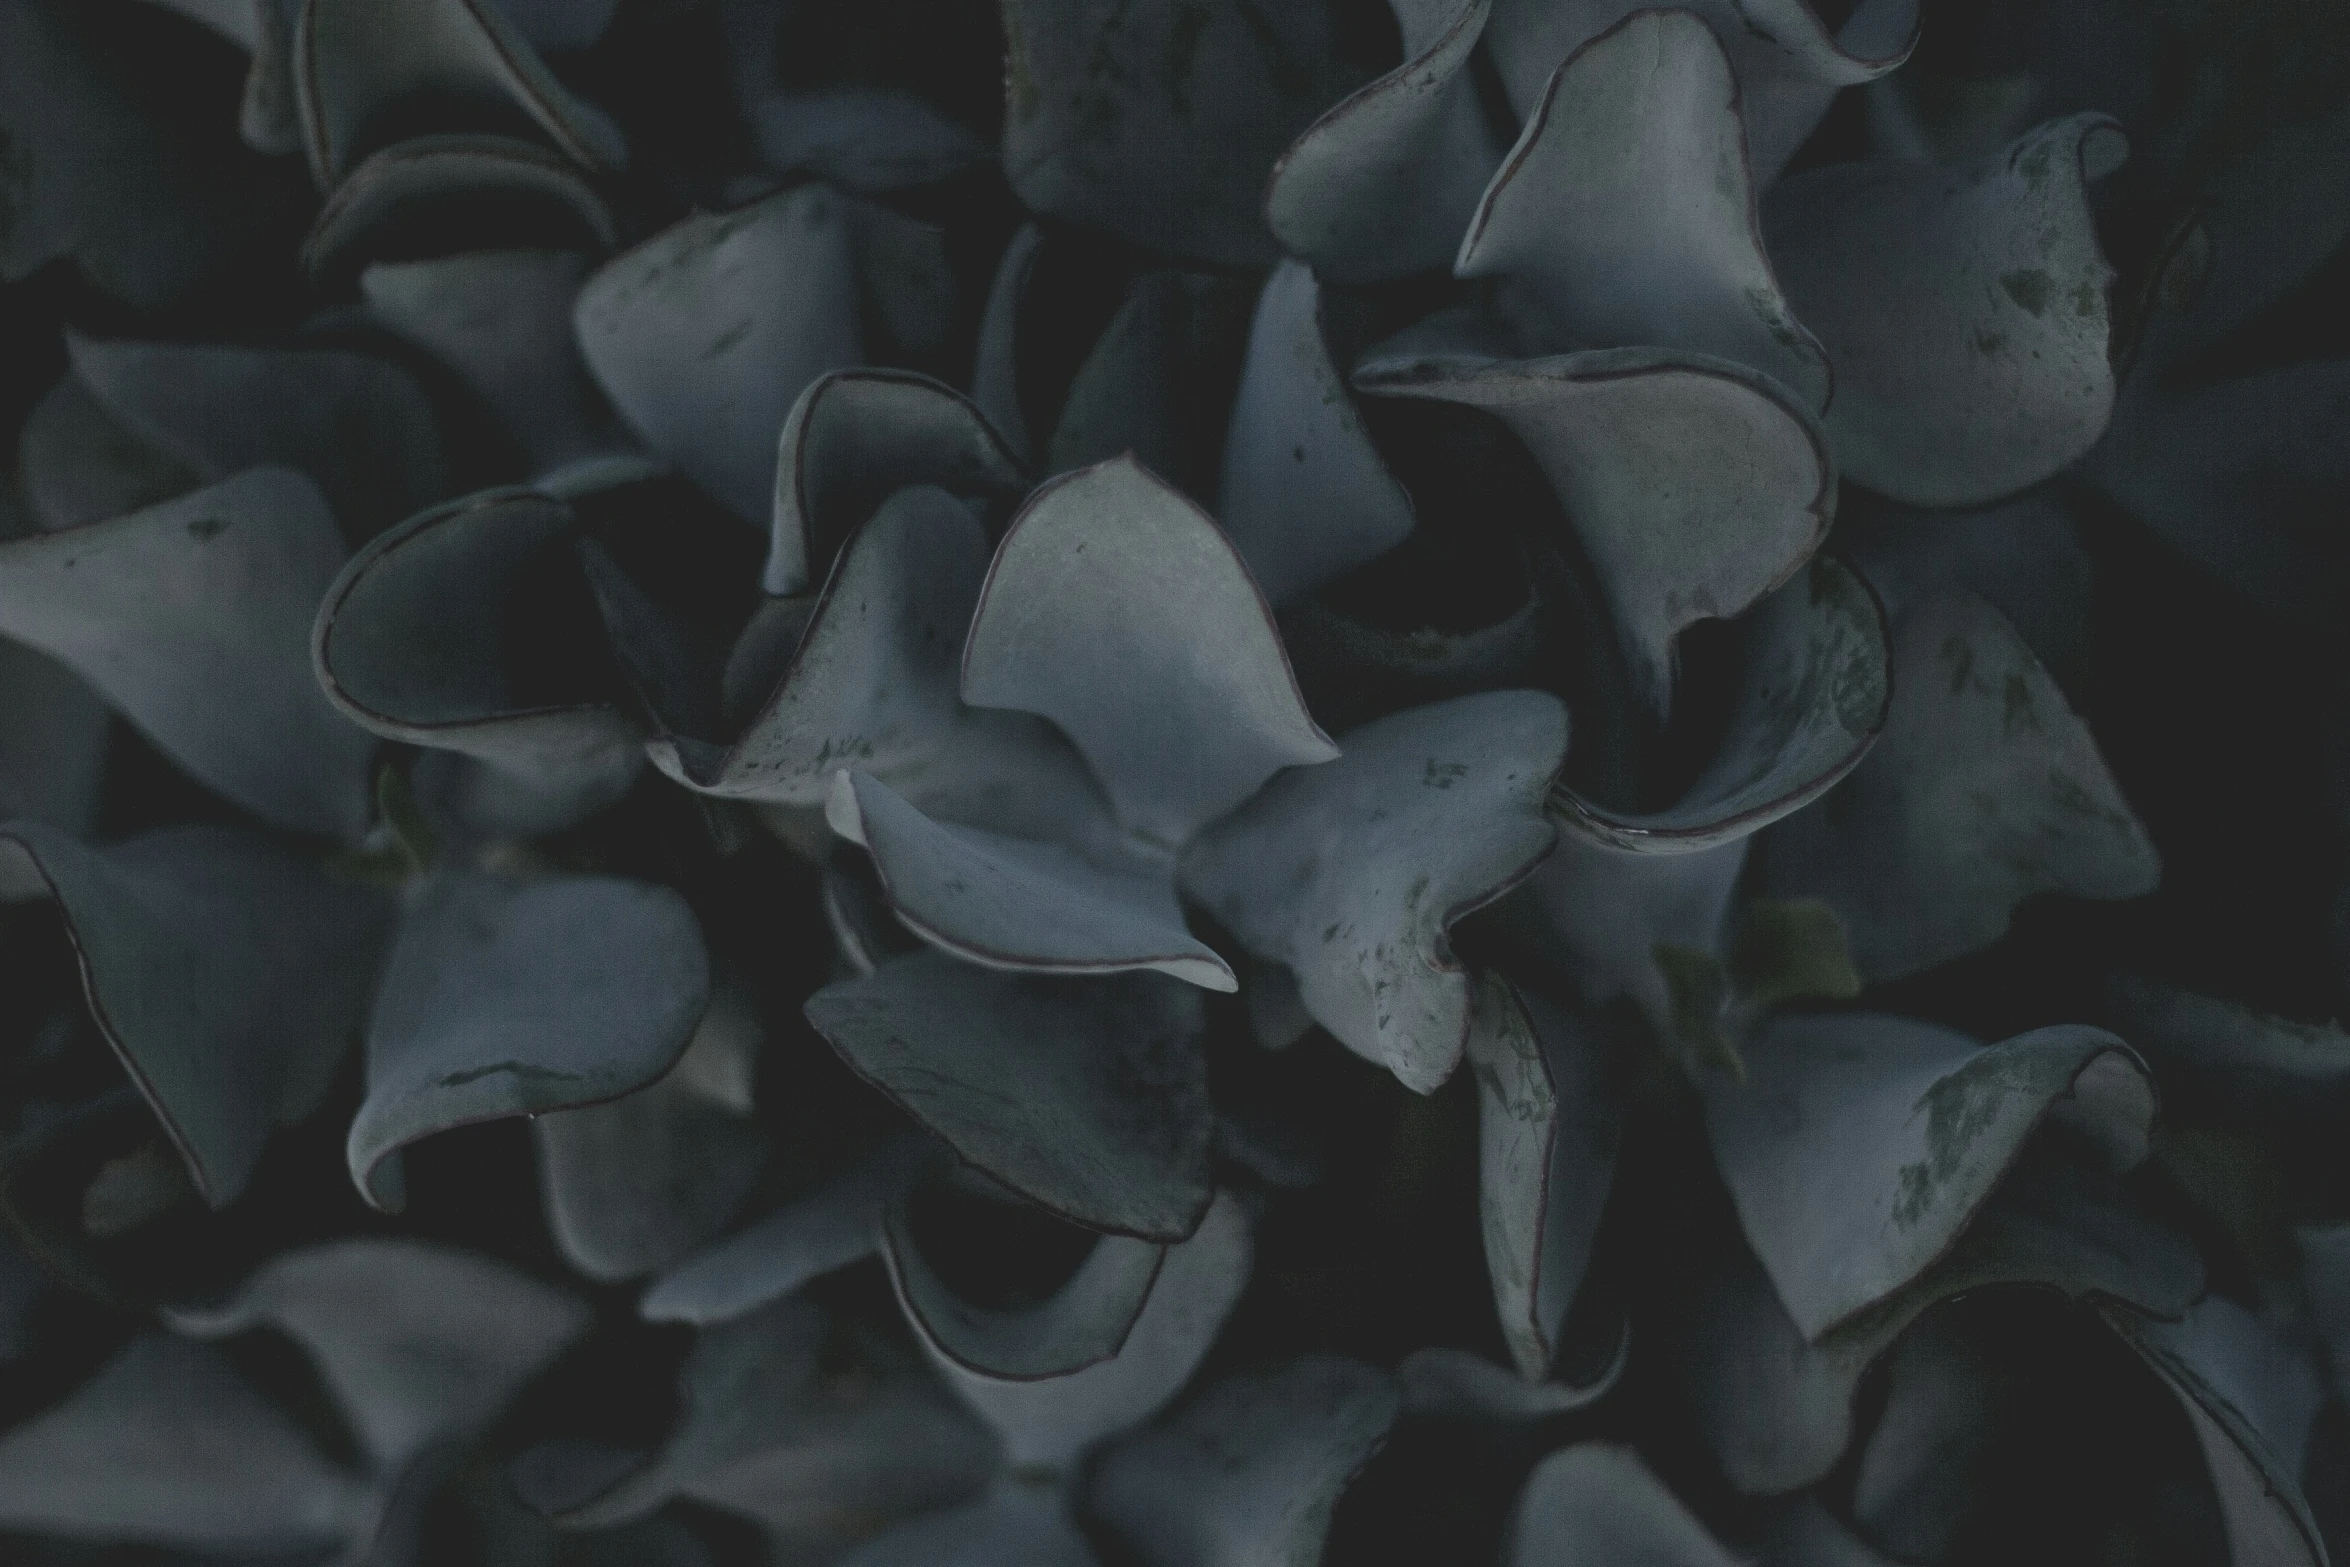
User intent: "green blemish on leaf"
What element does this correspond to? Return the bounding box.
[701,320,753,360]
[1974,328,2007,356]
[438,1061,588,1089]
[2000,269,2053,316]
[1941,634,1977,695]
[2001,672,2039,734]
[1892,1061,2014,1227]
[1655,943,1737,1076]
[1729,900,1861,1011]
[1423,759,1468,789]
[184,516,228,542]
[1161,1,1212,114]
[2073,279,2102,319]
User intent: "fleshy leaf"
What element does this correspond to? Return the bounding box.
[1704,1011,2155,1340]
[0,822,394,1206]
[1265,0,1504,282]
[808,952,1215,1242]
[749,89,991,195]
[493,0,620,51]
[0,467,375,836]
[1765,114,2128,507]
[840,1476,1098,1567]
[1182,691,1568,1093]
[164,1238,592,1471]
[347,869,711,1211]
[1355,339,1832,724]
[1089,1356,1401,1567]
[1459,11,1827,408]
[574,186,863,526]
[1465,974,1623,1380]
[2108,976,2350,1083]
[1044,273,1256,507]
[12,373,201,533]
[972,224,1045,463]
[303,133,617,284]
[0,641,110,865]
[1396,1340,1626,1420]
[1504,1445,1741,1567]
[910,1188,1254,1472]
[963,456,1336,847]
[1757,1498,1908,1567]
[1216,261,1417,607]
[1755,590,2159,984]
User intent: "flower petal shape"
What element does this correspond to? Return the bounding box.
[1765,114,2128,507]
[303,132,616,284]
[363,249,634,479]
[1181,690,1568,1093]
[766,368,1025,597]
[840,1477,1098,1567]
[574,185,864,527]
[163,1238,592,1472]
[68,334,450,540]
[1000,0,1365,266]
[1459,11,1827,408]
[1356,338,1832,724]
[831,771,1234,990]
[1089,1356,1400,1567]
[904,1188,1252,1473]
[1216,261,1417,607]
[1484,0,1918,186]
[808,952,1216,1242]
[1044,273,1257,508]
[1395,1341,1626,1419]
[0,1332,361,1553]
[12,373,201,533]
[533,985,769,1282]
[347,868,711,1212]
[1265,0,1504,282]
[1704,1012,2155,1341]
[0,467,375,836]
[293,0,625,184]
[1755,590,2159,984]
[314,486,645,834]
[1556,556,1889,852]
[1465,974,1623,1380]
[963,456,1337,848]
[1504,1445,1741,1567]
[0,822,394,1207]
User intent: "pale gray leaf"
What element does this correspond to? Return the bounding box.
[1505,1444,1741,1567]
[304,132,617,284]
[1044,273,1257,507]
[1849,1304,2036,1562]
[1395,1340,1626,1420]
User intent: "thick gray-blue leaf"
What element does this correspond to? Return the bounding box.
[165,1237,592,1472]
[1756,590,2159,984]
[972,224,1045,463]
[0,642,114,874]
[304,132,617,283]
[840,1476,1099,1567]
[1765,115,2127,507]
[0,822,394,1205]
[1459,11,1827,408]
[1504,1445,1741,1567]
[0,467,375,836]
[2135,1297,2326,1503]
[1397,1339,1626,1420]
[1182,691,1567,1093]
[1044,272,1257,508]
[348,869,711,1211]
[574,186,863,526]
[12,373,200,532]
[1848,1303,2040,1563]
[807,952,1215,1241]
[751,88,990,193]
[1756,1500,1906,1567]
[2109,976,2350,1084]
[2300,1222,2350,1402]
[1089,1356,1400,1567]
[1216,261,1416,607]
[491,0,620,51]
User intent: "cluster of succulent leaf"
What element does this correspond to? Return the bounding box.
[3,0,2348,1563]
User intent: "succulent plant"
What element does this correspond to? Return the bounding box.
[3,0,2349,1564]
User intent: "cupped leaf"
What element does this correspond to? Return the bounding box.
[314,486,645,834]
[1765,114,2128,507]
[1504,1444,1741,1567]
[0,467,375,836]
[1044,272,1257,507]
[1216,261,1417,607]
[1265,0,1503,282]
[1755,589,2159,985]
[12,373,201,533]
[750,88,991,194]
[0,642,109,866]
[1090,1356,1401,1567]
[305,132,616,283]
[766,368,1026,597]
[807,951,1215,1242]
[912,1188,1254,1472]
[1181,691,1568,1093]
[2109,975,2350,1084]
[972,224,1046,463]
[1000,0,1365,266]
[347,869,711,1211]
[164,1238,592,1471]
[0,1332,361,1552]
[293,0,625,183]
[1396,1340,1626,1420]
[0,822,394,1206]
[964,456,1337,847]
[1757,1498,1907,1567]
[1460,11,1826,408]
[1355,339,1832,724]
[840,1475,1098,1567]
[574,186,863,526]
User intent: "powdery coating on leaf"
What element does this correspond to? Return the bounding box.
[1766,113,2126,508]
[1504,1444,1742,1567]
[1705,1011,2155,1340]
[1459,11,1828,410]
[347,869,711,1212]
[1756,590,2159,985]
[0,467,375,837]
[807,952,1216,1242]
[0,1333,360,1552]
[163,1237,592,1472]
[574,186,862,526]
[1264,0,1503,282]
[1465,975,1623,1380]
[1183,690,1567,1093]
[1356,341,1832,724]
[964,456,1337,847]
[305,132,616,283]
[0,822,394,1206]
[1216,261,1416,607]
[1089,1356,1401,1567]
